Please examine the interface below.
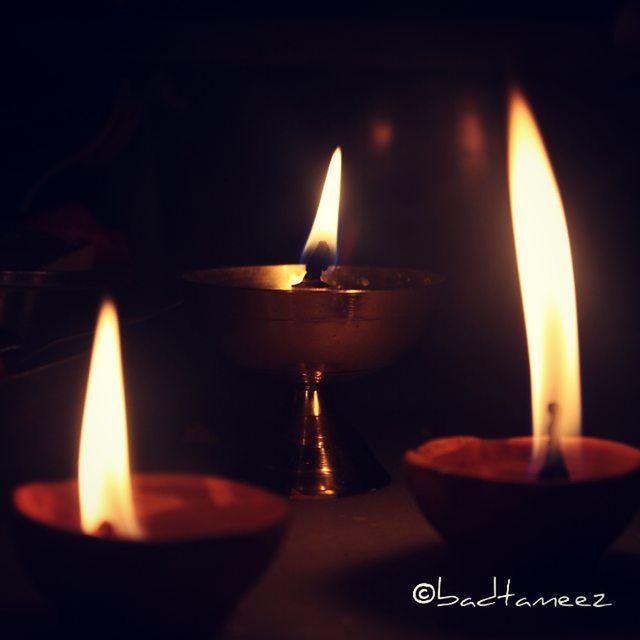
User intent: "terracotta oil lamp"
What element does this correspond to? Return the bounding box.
[405,90,640,564]
[11,299,289,637]
[183,148,442,499]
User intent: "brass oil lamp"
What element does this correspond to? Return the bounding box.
[184,148,442,499]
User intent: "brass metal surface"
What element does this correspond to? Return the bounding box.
[183,264,442,499]
[183,265,441,377]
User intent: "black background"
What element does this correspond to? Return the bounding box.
[0,3,639,639]
[2,2,640,445]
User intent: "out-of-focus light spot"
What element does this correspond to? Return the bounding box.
[459,112,484,154]
[371,119,394,151]
[457,108,487,174]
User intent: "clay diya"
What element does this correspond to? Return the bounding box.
[406,89,640,563]
[405,435,640,562]
[11,299,288,637]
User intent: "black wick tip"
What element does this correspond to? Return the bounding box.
[538,402,570,481]
[304,240,332,281]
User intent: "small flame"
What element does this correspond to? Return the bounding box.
[78,298,142,539]
[507,89,582,456]
[301,147,342,264]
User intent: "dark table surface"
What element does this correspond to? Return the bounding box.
[0,299,638,639]
[218,487,640,640]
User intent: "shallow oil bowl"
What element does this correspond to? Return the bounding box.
[0,269,103,346]
[404,436,640,565]
[182,265,442,376]
[11,473,289,637]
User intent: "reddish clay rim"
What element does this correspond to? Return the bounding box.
[405,436,640,485]
[13,473,289,544]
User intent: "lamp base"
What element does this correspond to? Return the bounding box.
[287,379,390,499]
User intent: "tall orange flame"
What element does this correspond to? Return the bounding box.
[78,298,142,539]
[507,89,582,456]
[301,147,342,263]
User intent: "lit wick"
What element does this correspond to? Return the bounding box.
[538,402,569,481]
[294,240,332,288]
[95,520,116,539]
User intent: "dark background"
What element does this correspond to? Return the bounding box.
[2,1,640,445]
[0,2,639,639]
